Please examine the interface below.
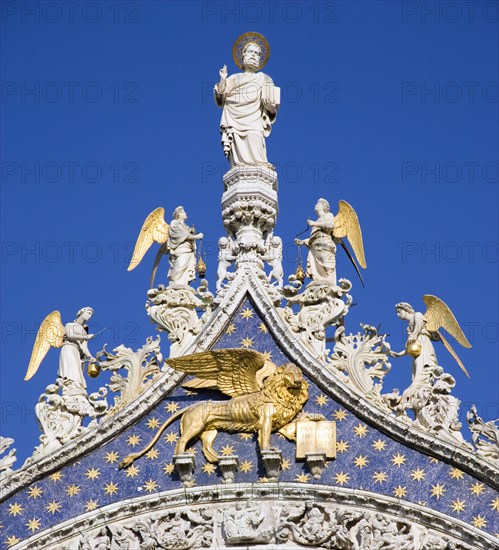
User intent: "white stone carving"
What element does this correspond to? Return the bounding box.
[327,324,392,409]
[0,437,16,479]
[214,41,279,168]
[216,237,237,291]
[96,336,163,413]
[222,502,274,544]
[467,404,499,465]
[26,378,108,463]
[262,234,284,287]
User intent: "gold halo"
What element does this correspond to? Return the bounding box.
[232,32,270,70]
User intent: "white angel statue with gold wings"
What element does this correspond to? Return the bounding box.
[295,198,367,287]
[128,206,203,288]
[392,295,472,404]
[25,307,95,396]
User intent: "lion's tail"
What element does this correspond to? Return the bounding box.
[119,406,189,469]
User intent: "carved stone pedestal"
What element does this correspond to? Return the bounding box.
[217,455,239,483]
[173,453,196,485]
[261,449,282,481]
[305,452,326,479]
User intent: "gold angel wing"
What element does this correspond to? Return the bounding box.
[127,207,169,271]
[332,200,367,269]
[166,349,268,398]
[423,295,471,348]
[423,294,471,378]
[25,311,65,381]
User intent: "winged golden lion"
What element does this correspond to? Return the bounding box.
[120,349,308,468]
[295,198,366,286]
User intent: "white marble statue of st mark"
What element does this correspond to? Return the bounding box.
[214,32,280,167]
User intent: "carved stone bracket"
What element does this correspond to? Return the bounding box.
[305,452,326,479]
[173,453,196,485]
[261,448,282,481]
[217,455,239,483]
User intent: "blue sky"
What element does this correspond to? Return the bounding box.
[1,0,498,463]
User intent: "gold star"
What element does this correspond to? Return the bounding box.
[221,444,235,456]
[146,449,159,460]
[165,431,179,444]
[295,472,310,483]
[472,514,487,529]
[281,458,292,471]
[258,476,271,483]
[258,323,268,333]
[241,308,254,319]
[49,471,63,482]
[166,402,180,414]
[449,467,464,480]
[144,479,158,493]
[239,433,253,441]
[430,483,446,499]
[66,484,81,497]
[85,499,98,512]
[451,499,466,513]
[85,467,101,480]
[104,451,119,464]
[334,472,350,486]
[410,468,426,482]
[491,497,499,512]
[240,460,253,473]
[470,482,485,496]
[333,409,347,421]
[393,485,407,498]
[186,447,197,455]
[45,501,61,514]
[372,439,386,451]
[104,482,119,496]
[26,518,41,533]
[354,424,367,437]
[202,463,216,475]
[183,389,195,396]
[373,471,388,484]
[127,434,141,447]
[8,503,24,516]
[354,455,369,469]
[315,394,328,407]
[147,417,160,429]
[27,486,43,499]
[261,351,273,361]
[226,324,236,334]
[392,453,406,467]
[336,440,350,453]
[240,337,254,349]
[6,535,20,547]
[125,464,140,478]
[429,457,439,464]
[163,462,174,475]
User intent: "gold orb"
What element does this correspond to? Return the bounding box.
[196,257,207,278]
[406,341,422,358]
[87,363,101,378]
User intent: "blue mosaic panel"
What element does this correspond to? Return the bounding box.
[1,298,498,546]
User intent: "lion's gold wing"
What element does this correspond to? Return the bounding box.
[166,349,267,398]
[128,207,170,271]
[25,311,65,381]
[423,294,471,378]
[332,200,367,269]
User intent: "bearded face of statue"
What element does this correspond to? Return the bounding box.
[242,43,261,71]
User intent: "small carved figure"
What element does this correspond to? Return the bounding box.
[295,199,366,287]
[120,349,308,467]
[0,437,16,478]
[216,237,236,291]
[25,307,96,396]
[263,235,284,287]
[128,206,203,287]
[214,32,279,167]
[467,404,499,462]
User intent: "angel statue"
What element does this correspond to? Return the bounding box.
[120,349,308,468]
[25,307,95,396]
[295,199,367,287]
[390,296,471,407]
[128,206,203,288]
[214,32,280,168]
